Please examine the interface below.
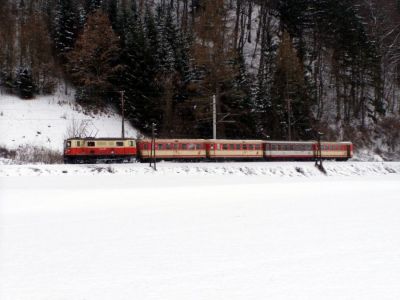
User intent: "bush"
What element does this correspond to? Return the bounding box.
[0,145,63,164]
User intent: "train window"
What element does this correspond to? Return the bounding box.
[223,144,228,150]
[88,141,95,147]
[229,144,235,150]
[116,141,123,147]
[243,144,247,150]
[188,143,195,150]
[182,144,187,150]
[66,141,71,147]
[129,141,134,147]
[165,143,171,150]
[143,143,148,150]
[158,144,163,150]
[210,144,214,150]
[77,141,80,147]
[255,144,261,150]
[174,144,178,150]
[249,144,254,150]
[236,144,241,150]
[196,144,201,150]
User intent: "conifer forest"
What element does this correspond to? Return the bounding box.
[1,0,400,150]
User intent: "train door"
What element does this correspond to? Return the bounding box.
[173,142,179,159]
[242,143,247,156]
[312,143,318,160]
[263,143,271,159]
[205,142,214,159]
[346,144,351,159]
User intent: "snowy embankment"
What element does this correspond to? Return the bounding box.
[1,167,400,299]
[1,161,400,178]
[0,93,138,152]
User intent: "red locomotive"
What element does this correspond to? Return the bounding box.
[63,138,136,163]
[63,137,353,163]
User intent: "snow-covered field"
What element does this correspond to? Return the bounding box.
[1,162,400,300]
[0,93,138,152]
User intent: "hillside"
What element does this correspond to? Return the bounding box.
[0,91,139,154]
[1,0,400,160]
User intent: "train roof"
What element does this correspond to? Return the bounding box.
[137,138,206,143]
[264,140,315,144]
[320,141,352,144]
[206,139,264,143]
[265,140,352,144]
[66,137,136,141]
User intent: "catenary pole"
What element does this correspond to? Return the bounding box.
[213,94,216,139]
[120,90,125,139]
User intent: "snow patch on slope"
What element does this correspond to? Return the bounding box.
[0,92,139,152]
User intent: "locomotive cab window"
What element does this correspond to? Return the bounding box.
[116,141,123,147]
[66,141,71,147]
[87,141,95,147]
[129,141,134,147]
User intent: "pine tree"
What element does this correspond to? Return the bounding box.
[53,0,78,61]
[67,9,121,105]
[15,67,35,99]
[115,2,161,133]
[270,31,310,140]
[191,0,240,138]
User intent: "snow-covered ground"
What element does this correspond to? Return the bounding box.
[0,93,138,152]
[1,161,400,177]
[1,162,400,300]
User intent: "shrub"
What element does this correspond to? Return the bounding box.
[0,145,63,164]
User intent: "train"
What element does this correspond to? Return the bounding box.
[63,137,353,164]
